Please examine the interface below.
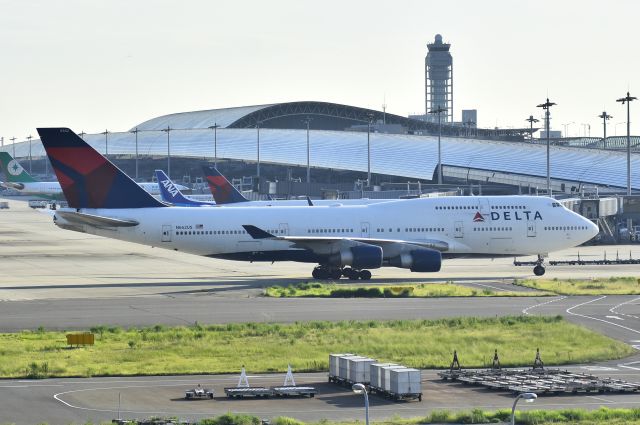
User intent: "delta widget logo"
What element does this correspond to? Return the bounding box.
[472,212,485,222]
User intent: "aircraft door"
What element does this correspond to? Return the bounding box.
[278,223,289,236]
[454,221,463,238]
[161,225,172,242]
[527,220,536,237]
[478,199,491,215]
[360,222,370,238]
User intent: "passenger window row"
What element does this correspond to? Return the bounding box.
[491,205,526,209]
[176,229,285,236]
[544,226,588,231]
[375,227,444,233]
[308,228,354,234]
[435,206,475,210]
[176,230,246,236]
[474,227,513,231]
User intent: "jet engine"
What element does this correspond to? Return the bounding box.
[389,248,442,272]
[328,245,383,269]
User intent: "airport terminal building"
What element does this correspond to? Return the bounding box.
[3,100,640,199]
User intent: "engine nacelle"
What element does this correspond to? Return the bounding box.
[389,248,442,272]
[329,245,383,269]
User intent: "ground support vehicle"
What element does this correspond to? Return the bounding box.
[184,387,214,399]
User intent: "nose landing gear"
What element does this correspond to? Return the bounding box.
[533,255,546,276]
[312,265,372,280]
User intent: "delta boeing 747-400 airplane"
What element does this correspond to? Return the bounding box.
[37,127,598,280]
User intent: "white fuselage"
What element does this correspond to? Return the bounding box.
[1,181,62,196]
[1,181,187,197]
[54,196,598,266]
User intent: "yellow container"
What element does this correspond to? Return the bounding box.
[66,333,94,346]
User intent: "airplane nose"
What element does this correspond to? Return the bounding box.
[587,219,599,238]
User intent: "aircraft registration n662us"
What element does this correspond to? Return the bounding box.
[37,127,599,280]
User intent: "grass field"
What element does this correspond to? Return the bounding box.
[265,281,549,298]
[0,316,631,378]
[24,408,640,425]
[516,276,640,295]
[275,407,640,425]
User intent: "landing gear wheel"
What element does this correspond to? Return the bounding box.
[312,266,330,280]
[343,267,359,280]
[533,254,546,276]
[329,268,342,280]
[359,270,372,280]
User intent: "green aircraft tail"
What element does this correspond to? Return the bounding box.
[0,152,37,183]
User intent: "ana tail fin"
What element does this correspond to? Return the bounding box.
[36,128,166,209]
[155,169,212,206]
[202,165,249,204]
[0,152,38,183]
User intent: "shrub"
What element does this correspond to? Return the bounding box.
[383,286,414,297]
[330,287,382,297]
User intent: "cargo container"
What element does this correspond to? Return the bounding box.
[329,353,353,379]
[381,365,408,392]
[338,355,363,380]
[388,368,422,401]
[329,354,375,386]
[348,357,375,384]
[370,363,398,389]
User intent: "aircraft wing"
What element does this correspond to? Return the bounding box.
[55,211,139,228]
[242,225,449,253]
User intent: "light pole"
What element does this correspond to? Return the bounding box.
[302,117,312,195]
[26,135,33,173]
[366,113,374,187]
[1,137,3,147]
[598,111,612,149]
[511,392,537,425]
[79,131,86,140]
[256,120,262,182]
[525,115,539,143]
[102,129,109,156]
[580,123,591,137]
[162,126,171,179]
[208,123,220,168]
[537,98,556,195]
[352,383,369,425]
[429,105,446,185]
[10,137,16,157]
[130,128,140,180]
[617,92,637,196]
[561,122,574,138]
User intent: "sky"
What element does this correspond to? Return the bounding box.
[1,0,638,145]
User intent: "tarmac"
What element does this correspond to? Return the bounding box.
[2,196,640,424]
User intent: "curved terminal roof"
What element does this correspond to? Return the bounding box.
[132,104,275,131]
[130,101,532,139]
[7,127,640,190]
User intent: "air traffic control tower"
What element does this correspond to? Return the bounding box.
[425,34,453,122]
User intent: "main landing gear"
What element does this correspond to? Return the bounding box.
[533,255,546,276]
[312,265,372,280]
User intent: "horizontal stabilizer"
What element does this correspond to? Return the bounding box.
[55,211,139,228]
[242,225,276,239]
